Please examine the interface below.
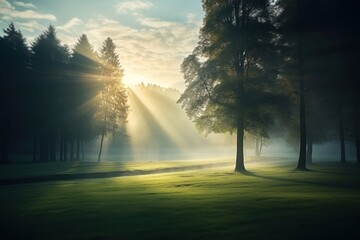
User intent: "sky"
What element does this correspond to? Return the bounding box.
[0,0,204,90]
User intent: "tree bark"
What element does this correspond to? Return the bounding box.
[235,115,245,172]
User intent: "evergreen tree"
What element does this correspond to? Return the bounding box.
[30,25,70,162]
[66,34,100,161]
[97,37,128,162]
[0,23,30,163]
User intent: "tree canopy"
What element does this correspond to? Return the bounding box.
[178,0,288,171]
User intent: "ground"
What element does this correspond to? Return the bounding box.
[0,158,359,239]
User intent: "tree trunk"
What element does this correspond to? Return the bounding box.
[306,133,313,164]
[59,130,64,161]
[70,130,74,161]
[64,131,68,161]
[98,130,105,163]
[339,104,346,163]
[259,138,263,157]
[297,69,307,170]
[235,115,245,172]
[296,0,307,170]
[76,133,80,161]
[81,141,85,160]
[255,137,259,157]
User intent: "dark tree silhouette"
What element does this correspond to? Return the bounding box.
[67,34,100,161]
[276,0,359,165]
[0,23,30,164]
[30,25,70,162]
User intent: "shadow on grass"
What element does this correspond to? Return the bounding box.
[0,162,233,186]
[241,168,360,189]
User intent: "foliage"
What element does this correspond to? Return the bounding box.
[0,23,128,163]
[178,0,289,171]
[96,37,128,161]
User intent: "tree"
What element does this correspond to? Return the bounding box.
[30,25,70,162]
[276,0,360,166]
[67,34,100,161]
[178,0,288,172]
[0,23,30,164]
[276,0,327,169]
[97,37,128,162]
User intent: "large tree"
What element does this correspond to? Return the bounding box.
[178,0,288,172]
[0,23,30,164]
[97,37,128,162]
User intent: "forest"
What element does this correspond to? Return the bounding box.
[0,25,128,163]
[1,0,360,239]
[1,0,360,169]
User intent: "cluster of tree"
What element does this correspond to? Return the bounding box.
[178,0,360,171]
[0,23,128,164]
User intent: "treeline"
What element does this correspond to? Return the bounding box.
[0,24,128,163]
[179,0,360,171]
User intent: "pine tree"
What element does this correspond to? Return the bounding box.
[0,23,30,164]
[31,25,70,162]
[66,34,100,161]
[97,37,128,162]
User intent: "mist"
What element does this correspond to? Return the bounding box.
[78,84,356,163]
[86,84,237,161]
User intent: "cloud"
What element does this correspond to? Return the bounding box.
[13,1,37,9]
[0,0,55,21]
[116,0,153,13]
[138,17,175,29]
[15,20,44,32]
[78,14,201,90]
[0,0,11,8]
[57,17,83,32]
[4,9,55,20]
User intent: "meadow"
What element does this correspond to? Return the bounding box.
[1,158,359,239]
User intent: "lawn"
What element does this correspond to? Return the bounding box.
[1,158,360,239]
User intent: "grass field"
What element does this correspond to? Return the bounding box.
[1,158,360,239]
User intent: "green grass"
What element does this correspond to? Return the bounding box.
[1,159,360,239]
